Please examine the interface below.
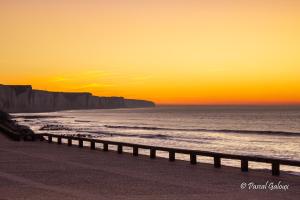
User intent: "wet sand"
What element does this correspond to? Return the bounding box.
[0,133,299,200]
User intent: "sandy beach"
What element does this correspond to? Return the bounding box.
[0,132,299,200]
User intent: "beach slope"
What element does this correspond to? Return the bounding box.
[0,133,299,200]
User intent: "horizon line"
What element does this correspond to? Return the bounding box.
[156,103,300,106]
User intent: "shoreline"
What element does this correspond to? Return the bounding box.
[1,131,299,199]
[10,110,300,175]
[39,133,300,176]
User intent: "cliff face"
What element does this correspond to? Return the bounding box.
[124,99,155,108]
[0,84,155,113]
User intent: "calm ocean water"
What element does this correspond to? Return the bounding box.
[14,106,300,174]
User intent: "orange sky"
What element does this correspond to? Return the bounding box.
[0,0,300,105]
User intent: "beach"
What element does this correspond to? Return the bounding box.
[14,106,300,173]
[0,132,299,200]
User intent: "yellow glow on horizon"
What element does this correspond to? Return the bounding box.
[1,0,300,105]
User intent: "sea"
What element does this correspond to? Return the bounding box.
[13,105,300,174]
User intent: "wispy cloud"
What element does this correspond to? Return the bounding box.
[50,77,73,82]
[72,83,114,90]
[49,69,111,83]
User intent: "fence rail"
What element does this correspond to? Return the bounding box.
[36,133,300,176]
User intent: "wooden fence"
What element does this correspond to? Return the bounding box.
[36,133,300,176]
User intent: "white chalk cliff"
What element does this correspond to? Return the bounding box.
[0,84,155,113]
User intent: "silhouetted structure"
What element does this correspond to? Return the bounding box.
[0,84,155,113]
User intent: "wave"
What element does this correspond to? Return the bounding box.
[77,130,214,146]
[104,125,300,136]
[13,115,72,119]
[79,130,171,139]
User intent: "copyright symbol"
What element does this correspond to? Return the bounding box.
[240,182,247,190]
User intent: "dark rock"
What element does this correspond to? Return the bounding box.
[0,110,36,141]
[0,110,12,121]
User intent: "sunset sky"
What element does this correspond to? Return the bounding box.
[1,0,300,105]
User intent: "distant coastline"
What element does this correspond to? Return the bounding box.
[0,84,155,113]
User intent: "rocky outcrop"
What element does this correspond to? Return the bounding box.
[0,84,155,113]
[0,110,35,141]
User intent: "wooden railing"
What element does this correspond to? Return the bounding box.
[36,133,300,176]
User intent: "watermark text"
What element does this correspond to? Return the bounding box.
[240,181,289,191]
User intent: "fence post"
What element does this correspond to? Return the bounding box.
[214,156,221,168]
[133,146,138,156]
[68,138,72,146]
[79,139,83,148]
[48,135,52,143]
[118,145,123,154]
[150,148,156,159]
[241,159,248,172]
[103,143,108,151]
[57,136,62,144]
[190,153,197,165]
[272,162,280,176]
[40,135,45,141]
[169,151,175,161]
[90,141,95,150]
